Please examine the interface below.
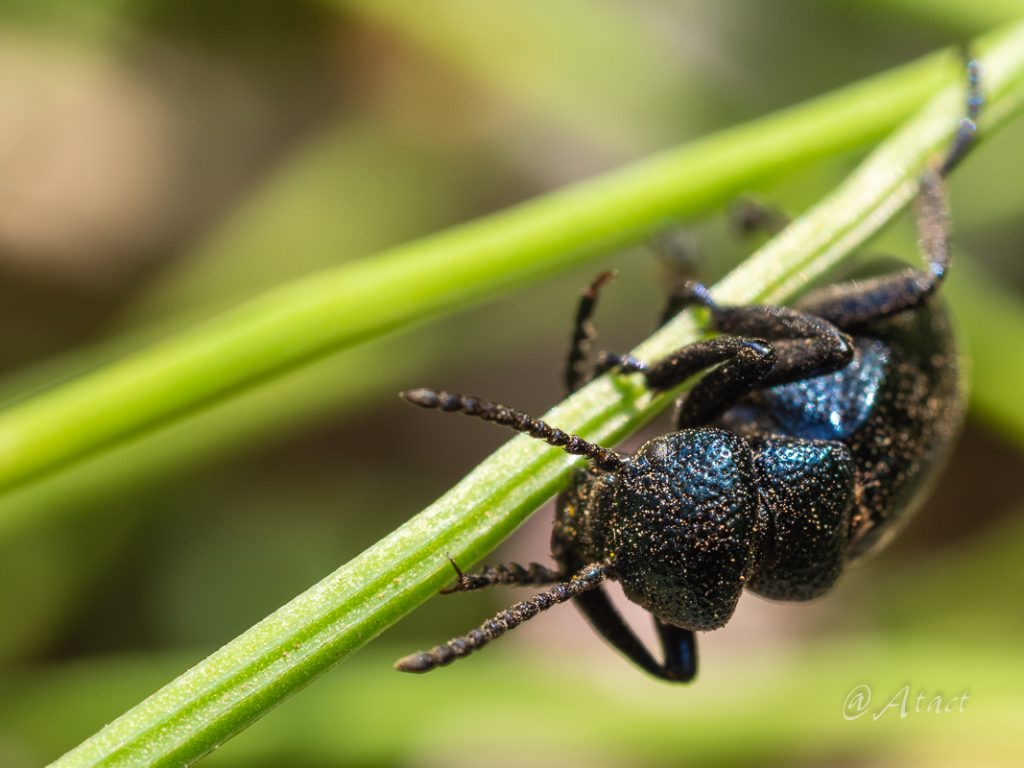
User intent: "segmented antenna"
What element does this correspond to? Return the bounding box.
[401,388,628,472]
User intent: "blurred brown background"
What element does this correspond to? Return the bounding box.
[1,2,1023,766]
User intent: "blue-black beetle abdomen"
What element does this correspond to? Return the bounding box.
[720,297,963,559]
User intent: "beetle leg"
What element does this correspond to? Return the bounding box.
[939,56,982,176]
[564,268,714,395]
[564,271,617,395]
[395,562,610,674]
[729,196,789,238]
[439,558,565,594]
[795,170,952,328]
[655,619,698,683]
[598,298,855,429]
[572,584,698,683]
[655,278,715,329]
[595,335,776,429]
[794,57,981,329]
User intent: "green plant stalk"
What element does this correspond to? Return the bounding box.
[0,40,971,495]
[19,513,1024,764]
[833,0,1024,33]
[336,0,694,154]
[51,21,1024,768]
[20,640,1024,767]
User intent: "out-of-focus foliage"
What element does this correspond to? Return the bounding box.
[0,2,1022,767]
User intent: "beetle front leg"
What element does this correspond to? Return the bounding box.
[439,557,565,594]
[572,582,699,683]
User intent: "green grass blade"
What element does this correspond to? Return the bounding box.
[11,636,1024,766]
[0,39,968,496]
[48,20,1024,768]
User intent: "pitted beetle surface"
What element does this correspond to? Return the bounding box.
[394,61,981,682]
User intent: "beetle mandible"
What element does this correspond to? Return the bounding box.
[395,60,982,681]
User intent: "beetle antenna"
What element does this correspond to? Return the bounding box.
[395,561,611,673]
[401,388,628,472]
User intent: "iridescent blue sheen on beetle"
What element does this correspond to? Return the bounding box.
[394,60,981,681]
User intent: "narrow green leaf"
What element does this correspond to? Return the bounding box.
[0,40,961,495]
[49,20,1024,768]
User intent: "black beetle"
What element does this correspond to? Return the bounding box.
[394,61,981,681]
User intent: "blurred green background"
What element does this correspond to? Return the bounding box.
[1,1,1023,766]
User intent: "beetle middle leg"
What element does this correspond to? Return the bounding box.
[596,299,854,429]
[564,263,716,394]
[564,270,617,395]
[792,57,981,330]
